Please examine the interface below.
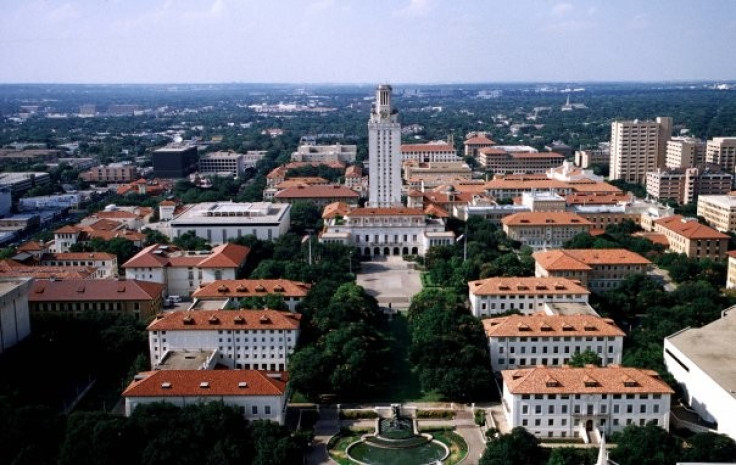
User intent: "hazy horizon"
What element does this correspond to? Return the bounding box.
[2,0,735,84]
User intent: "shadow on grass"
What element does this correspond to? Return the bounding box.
[356,313,440,403]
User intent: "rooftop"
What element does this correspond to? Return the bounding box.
[29,279,164,302]
[274,184,359,199]
[533,249,651,270]
[655,215,730,240]
[169,202,290,225]
[468,277,590,296]
[123,369,288,398]
[666,307,736,399]
[501,212,592,226]
[503,365,674,395]
[193,279,310,299]
[147,309,302,331]
[483,313,624,338]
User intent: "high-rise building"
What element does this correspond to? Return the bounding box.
[706,137,736,172]
[368,84,402,207]
[610,117,672,184]
[152,144,198,179]
[665,137,706,169]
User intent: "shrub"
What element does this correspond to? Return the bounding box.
[416,409,455,419]
[474,409,486,426]
[339,410,378,420]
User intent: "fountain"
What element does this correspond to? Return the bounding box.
[344,404,450,465]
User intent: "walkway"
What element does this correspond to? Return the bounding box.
[356,256,422,310]
[305,405,339,465]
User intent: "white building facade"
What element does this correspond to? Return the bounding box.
[320,207,454,257]
[664,307,736,440]
[148,310,301,371]
[0,277,33,354]
[123,369,289,424]
[168,202,290,244]
[483,314,625,373]
[468,277,590,318]
[502,365,673,439]
[123,243,249,297]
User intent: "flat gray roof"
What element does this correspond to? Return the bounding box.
[667,307,736,398]
[157,349,215,370]
[544,301,600,317]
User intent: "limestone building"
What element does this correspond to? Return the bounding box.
[610,117,672,184]
[368,84,402,207]
[705,137,736,172]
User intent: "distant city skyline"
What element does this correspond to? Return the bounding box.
[1,0,735,84]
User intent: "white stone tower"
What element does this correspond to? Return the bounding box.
[368,84,402,207]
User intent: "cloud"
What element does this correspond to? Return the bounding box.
[544,19,595,34]
[209,0,225,17]
[552,3,573,17]
[395,0,433,18]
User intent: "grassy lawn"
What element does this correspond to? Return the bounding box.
[360,313,445,403]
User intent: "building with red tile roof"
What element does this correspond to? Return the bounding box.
[502,365,673,439]
[533,249,651,292]
[653,215,729,260]
[28,278,164,320]
[464,134,496,158]
[501,212,592,250]
[147,309,301,371]
[0,259,97,280]
[401,142,459,163]
[274,184,360,207]
[483,313,625,372]
[468,276,590,318]
[123,243,250,298]
[192,279,310,311]
[122,369,289,423]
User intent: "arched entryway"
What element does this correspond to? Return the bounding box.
[364,247,371,256]
[373,247,380,256]
[393,247,400,255]
[402,247,409,255]
[383,247,390,256]
[411,247,418,255]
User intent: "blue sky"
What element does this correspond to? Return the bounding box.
[1,0,735,84]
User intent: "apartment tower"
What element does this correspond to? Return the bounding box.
[368,84,402,207]
[610,117,672,184]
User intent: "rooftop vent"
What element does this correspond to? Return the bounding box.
[236,285,247,292]
[273,285,285,292]
[208,315,220,325]
[217,285,229,293]
[161,382,172,389]
[234,315,245,324]
[259,315,271,324]
[238,381,248,388]
[200,382,210,389]
[183,315,195,325]
[255,285,266,292]
[540,324,553,332]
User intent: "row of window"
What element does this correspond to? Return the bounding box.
[499,343,615,354]
[498,356,614,366]
[520,417,660,431]
[520,393,662,400]
[521,402,661,415]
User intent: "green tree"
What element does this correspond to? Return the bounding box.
[289,200,323,235]
[172,231,210,251]
[568,349,602,367]
[682,432,736,462]
[480,427,545,465]
[610,423,682,465]
[142,228,170,246]
[547,447,597,465]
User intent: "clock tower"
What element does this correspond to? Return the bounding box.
[368,84,402,207]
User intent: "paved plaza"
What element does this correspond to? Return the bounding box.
[356,256,423,310]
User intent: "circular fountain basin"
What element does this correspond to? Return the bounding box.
[346,439,448,465]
